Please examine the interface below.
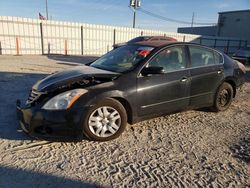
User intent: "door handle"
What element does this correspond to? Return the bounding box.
[180,77,188,82]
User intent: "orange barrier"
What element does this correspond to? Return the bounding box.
[0,41,2,55]
[16,37,20,55]
[65,40,68,55]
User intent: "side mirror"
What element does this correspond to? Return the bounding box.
[141,66,164,76]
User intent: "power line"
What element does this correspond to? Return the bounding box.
[138,8,216,26]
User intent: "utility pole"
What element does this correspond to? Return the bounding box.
[130,0,141,28]
[133,5,136,28]
[191,12,194,27]
[46,0,49,20]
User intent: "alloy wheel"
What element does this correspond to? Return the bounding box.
[88,106,121,138]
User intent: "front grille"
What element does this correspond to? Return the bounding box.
[26,90,43,104]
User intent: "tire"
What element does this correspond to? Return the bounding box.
[212,82,234,112]
[83,98,127,141]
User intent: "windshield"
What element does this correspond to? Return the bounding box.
[90,45,154,73]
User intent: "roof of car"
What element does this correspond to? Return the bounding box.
[132,40,179,47]
[127,41,225,55]
[143,35,173,39]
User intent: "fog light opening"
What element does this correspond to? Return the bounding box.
[35,126,53,135]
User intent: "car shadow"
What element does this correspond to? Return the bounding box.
[0,165,102,188]
[195,107,212,113]
[230,138,250,164]
[47,55,98,66]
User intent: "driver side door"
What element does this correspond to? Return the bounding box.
[136,45,191,116]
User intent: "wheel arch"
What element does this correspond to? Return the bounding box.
[83,91,135,125]
[223,79,236,98]
[111,97,133,124]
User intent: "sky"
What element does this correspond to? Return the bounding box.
[0,0,249,32]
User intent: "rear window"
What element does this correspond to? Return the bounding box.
[189,46,215,67]
[128,37,150,43]
[189,46,223,67]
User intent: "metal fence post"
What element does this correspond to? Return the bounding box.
[113,29,116,46]
[238,40,241,49]
[141,31,143,36]
[0,41,2,55]
[81,26,84,55]
[40,23,44,55]
[48,42,50,54]
[183,35,186,42]
[214,39,217,48]
[226,40,230,54]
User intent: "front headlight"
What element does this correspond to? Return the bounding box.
[42,89,88,110]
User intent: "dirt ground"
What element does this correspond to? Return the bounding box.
[0,55,249,188]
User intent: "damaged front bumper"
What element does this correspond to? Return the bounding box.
[16,99,86,141]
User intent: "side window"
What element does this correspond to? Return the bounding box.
[214,51,224,64]
[189,46,215,67]
[148,46,187,72]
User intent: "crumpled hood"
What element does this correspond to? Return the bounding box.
[33,65,119,92]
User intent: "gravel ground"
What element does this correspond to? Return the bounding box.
[0,55,249,188]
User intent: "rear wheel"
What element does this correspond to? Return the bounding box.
[212,82,234,112]
[83,98,127,141]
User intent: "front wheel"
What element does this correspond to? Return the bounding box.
[83,98,127,141]
[212,82,234,112]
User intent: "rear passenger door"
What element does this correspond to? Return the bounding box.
[188,45,224,108]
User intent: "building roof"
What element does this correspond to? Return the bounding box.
[219,9,250,14]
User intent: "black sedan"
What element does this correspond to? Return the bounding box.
[17,41,246,141]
